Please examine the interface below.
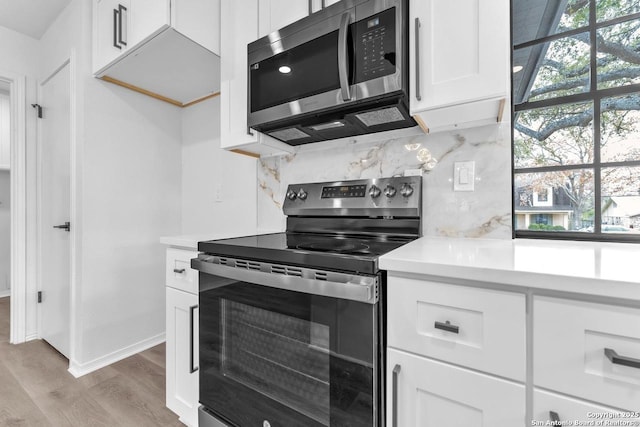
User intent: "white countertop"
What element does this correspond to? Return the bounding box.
[159,228,275,250]
[379,236,640,302]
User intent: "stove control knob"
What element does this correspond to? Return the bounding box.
[286,189,297,200]
[400,183,414,197]
[369,185,381,198]
[384,185,397,198]
[297,189,308,200]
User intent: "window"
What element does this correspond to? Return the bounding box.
[512,0,640,241]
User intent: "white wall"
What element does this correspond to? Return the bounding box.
[181,97,257,234]
[40,0,182,370]
[0,24,40,336]
[0,171,9,297]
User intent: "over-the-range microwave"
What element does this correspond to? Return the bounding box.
[247,0,415,146]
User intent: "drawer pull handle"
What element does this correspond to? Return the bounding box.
[434,320,459,334]
[392,364,401,427]
[549,411,561,422]
[173,268,186,274]
[605,348,640,369]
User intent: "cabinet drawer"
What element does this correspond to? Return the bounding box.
[533,389,640,426]
[166,248,199,294]
[387,277,526,381]
[534,296,640,411]
[387,348,525,427]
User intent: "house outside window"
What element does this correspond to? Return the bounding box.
[512,0,640,241]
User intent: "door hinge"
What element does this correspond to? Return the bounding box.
[37,291,42,303]
[31,103,43,118]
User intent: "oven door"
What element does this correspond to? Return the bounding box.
[194,260,381,427]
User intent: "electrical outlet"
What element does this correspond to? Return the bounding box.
[454,161,475,191]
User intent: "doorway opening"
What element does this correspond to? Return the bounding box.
[0,71,27,345]
[0,83,10,343]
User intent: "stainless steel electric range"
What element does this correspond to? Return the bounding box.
[192,176,422,427]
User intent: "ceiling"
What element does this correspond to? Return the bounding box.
[512,0,568,105]
[0,0,72,40]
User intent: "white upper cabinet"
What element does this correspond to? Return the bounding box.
[219,0,293,157]
[0,93,9,170]
[258,0,343,39]
[127,0,170,49]
[220,0,260,151]
[258,0,311,38]
[172,0,220,54]
[94,0,132,72]
[93,0,221,107]
[409,0,509,133]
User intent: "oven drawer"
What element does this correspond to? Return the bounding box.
[534,296,640,411]
[166,248,199,294]
[387,277,526,381]
[532,388,640,425]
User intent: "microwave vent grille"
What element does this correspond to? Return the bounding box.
[355,106,405,127]
[267,128,310,142]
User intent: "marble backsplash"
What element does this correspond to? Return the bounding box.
[257,123,513,239]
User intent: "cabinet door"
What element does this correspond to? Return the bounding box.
[534,296,640,411]
[387,349,525,427]
[409,0,508,112]
[128,0,170,48]
[533,389,640,426]
[258,0,311,38]
[94,0,131,72]
[220,0,260,149]
[166,287,199,427]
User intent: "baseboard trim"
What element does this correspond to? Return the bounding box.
[68,333,166,378]
[0,290,10,298]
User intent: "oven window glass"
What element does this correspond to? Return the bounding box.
[222,300,331,425]
[199,279,378,427]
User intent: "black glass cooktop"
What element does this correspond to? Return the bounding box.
[197,232,414,274]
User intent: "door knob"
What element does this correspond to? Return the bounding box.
[53,221,70,232]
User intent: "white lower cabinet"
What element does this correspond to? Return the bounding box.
[166,248,200,427]
[387,348,525,426]
[533,389,640,425]
[387,276,526,426]
[387,277,526,381]
[534,296,640,411]
[166,287,199,427]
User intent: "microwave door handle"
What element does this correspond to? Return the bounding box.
[338,12,352,102]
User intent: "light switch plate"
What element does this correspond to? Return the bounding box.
[454,161,475,191]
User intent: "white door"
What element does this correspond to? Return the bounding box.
[39,62,71,358]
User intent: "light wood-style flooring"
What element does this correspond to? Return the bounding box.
[0,297,183,427]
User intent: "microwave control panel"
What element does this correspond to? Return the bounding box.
[354,7,397,83]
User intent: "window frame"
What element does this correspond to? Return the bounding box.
[511,0,640,243]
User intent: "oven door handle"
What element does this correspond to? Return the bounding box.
[191,259,378,304]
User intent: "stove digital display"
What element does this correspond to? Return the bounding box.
[321,184,367,198]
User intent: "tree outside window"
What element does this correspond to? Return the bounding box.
[512,0,640,240]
